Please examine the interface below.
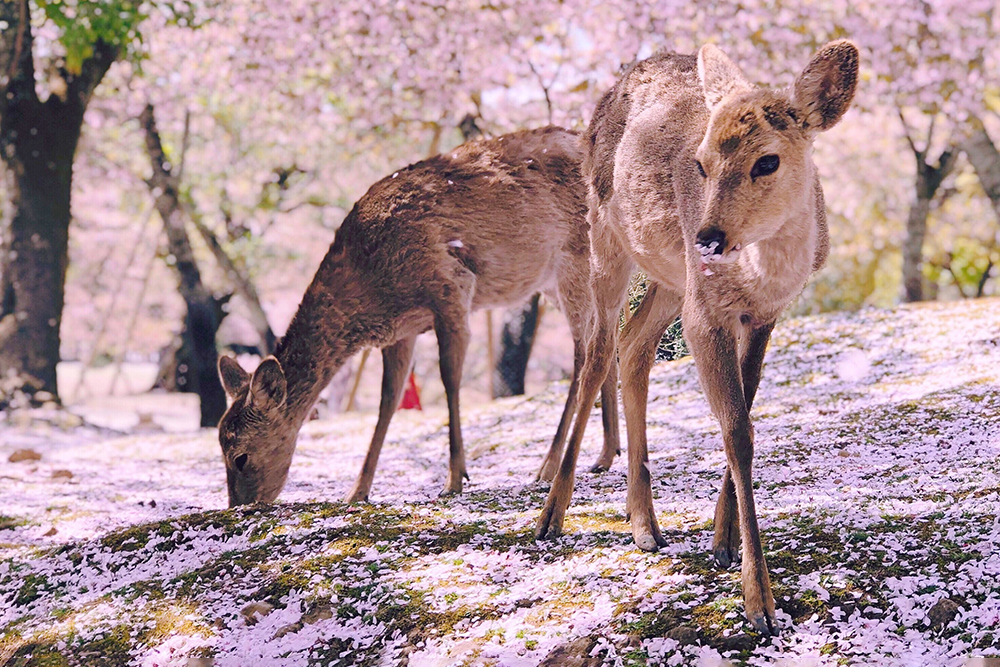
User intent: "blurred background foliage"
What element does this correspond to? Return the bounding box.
[1,0,997,412]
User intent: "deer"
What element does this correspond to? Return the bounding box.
[216,126,622,508]
[534,41,859,635]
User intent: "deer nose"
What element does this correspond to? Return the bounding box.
[695,227,727,256]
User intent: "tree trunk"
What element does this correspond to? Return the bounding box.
[140,104,227,427]
[186,210,277,354]
[901,148,957,303]
[0,117,75,399]
[902,184,933,303]
[0,2,116,404]
[493,295,541,397]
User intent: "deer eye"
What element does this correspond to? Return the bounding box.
[234,453,249,471]
[695,160,707,178]
[750,154,780,180]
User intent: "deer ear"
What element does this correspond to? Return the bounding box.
[792,40,859,132]
[698,43,752,111]
[218,356,250,398]
[249,356,287,410]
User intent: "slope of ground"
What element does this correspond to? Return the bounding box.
[2,299,1000,666]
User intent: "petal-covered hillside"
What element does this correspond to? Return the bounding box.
[2,299,1000,666]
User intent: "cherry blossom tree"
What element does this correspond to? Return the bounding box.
[31,0,997,412]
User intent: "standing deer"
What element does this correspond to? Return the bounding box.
[535,41,859,634]
[216,127,621,508]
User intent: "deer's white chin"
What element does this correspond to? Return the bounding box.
[699,244,742,276]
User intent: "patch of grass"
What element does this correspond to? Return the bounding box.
[14,573,48,606]
[69,625,134,667]
[3,641,70,667]
[0,515,27,531]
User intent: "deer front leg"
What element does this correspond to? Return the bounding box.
[618,283,683,551]
[714,321,774,567]
[686,317,776,635]
[434,309,471,495]
[345,336,417,503]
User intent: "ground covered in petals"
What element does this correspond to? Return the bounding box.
[2,299,1000,666]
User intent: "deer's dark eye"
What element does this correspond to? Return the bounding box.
[234,453,249,471]
[695,160,707,178]
[751,154,780,180]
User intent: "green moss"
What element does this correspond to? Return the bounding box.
[14,574,47,606]
[70,625,134,666]
[0,515,27,531]
[3,642,70,667]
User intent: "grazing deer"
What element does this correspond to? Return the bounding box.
[216,127,621,508]
[535,42,859,634]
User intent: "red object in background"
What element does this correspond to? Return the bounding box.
[399,371,422,410]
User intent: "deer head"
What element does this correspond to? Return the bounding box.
[693,40,858,275]
[217,355,295,507]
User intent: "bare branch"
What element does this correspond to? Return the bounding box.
[177,109,192,182]
[897,106,921,160]
[976,258,994,298]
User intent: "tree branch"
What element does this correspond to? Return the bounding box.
[64,40,118,112]
[976,257,994,298]
[962,117,1000,222]
[183,203,277,354]
[897,106,922,161]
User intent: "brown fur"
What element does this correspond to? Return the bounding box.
[216,127,621,507]
[535,41,858,635]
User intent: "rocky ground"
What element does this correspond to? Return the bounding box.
[2,299,1000,666]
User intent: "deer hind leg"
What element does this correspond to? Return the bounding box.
[542,251,621,479]
[536,336,585,483]
[536,220,632,540]
[686,315,776,635]
[618,282,683,551]
[590,349,621,473]
[714,321,774,568]
[432,279,475,495]
[345,336,417,503]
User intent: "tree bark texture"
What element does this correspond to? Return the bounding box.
[963,120,1000,222]
[0,0,116,402]
[901,148,957,303]
[140,103,227,427]
[493,294,541,398]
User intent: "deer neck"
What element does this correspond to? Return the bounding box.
[274,251,369,429]
[739,183,819,307]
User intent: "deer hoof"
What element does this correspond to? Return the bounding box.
[713,545,740,569]
[345,489,369,504]
[442,472,466,495]
[535,501,565,540]
[631,511,668,552]
[536,460,557,483]
[747,608,778,636]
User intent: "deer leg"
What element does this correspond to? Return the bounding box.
[536,337,585,482]
[345,336,417,503]
[618,283,683,551]
[434,307,472,495]
[589,352,621,473]
[686,314,776,635]
[536,221,632,540]
[714,321,774,567]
